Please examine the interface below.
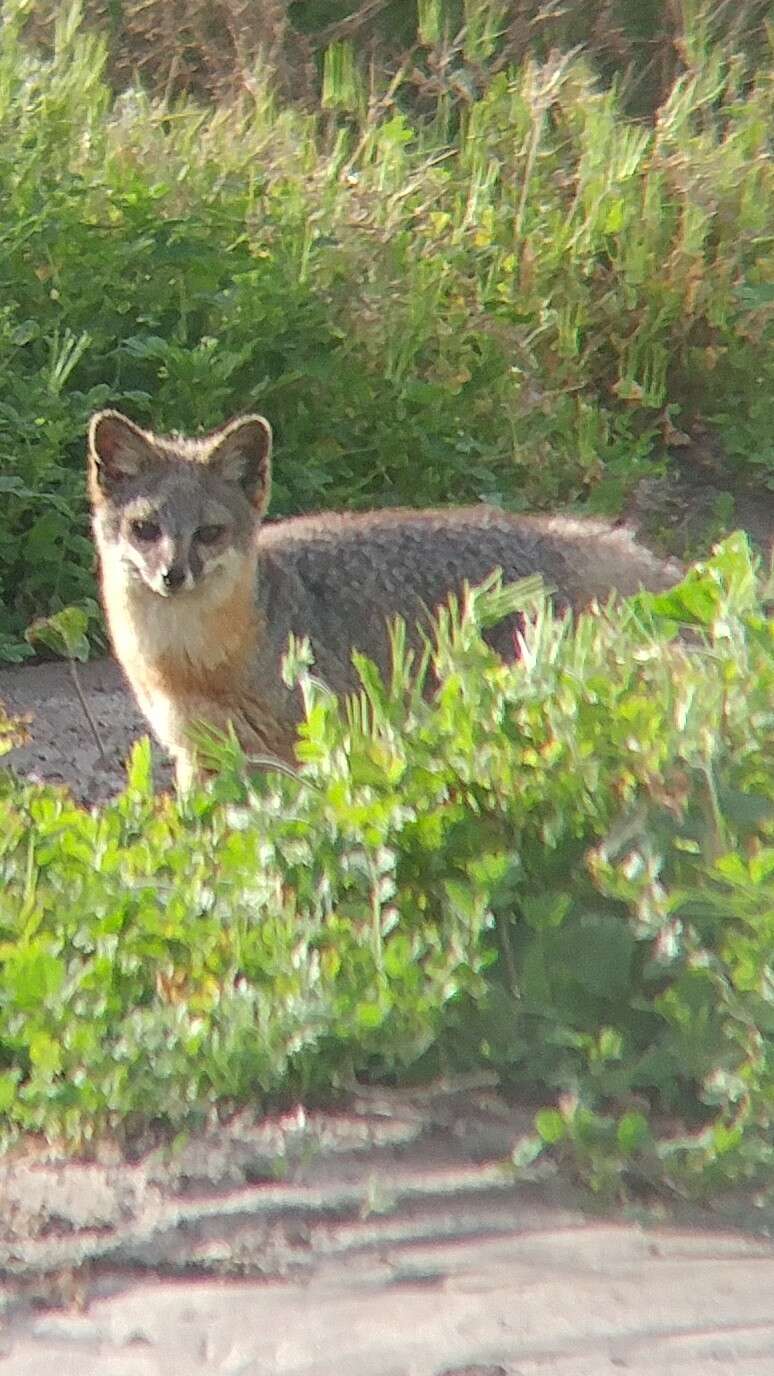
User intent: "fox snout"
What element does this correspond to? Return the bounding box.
[130,537,201,598]
[149,542,205,596]
[160,561,189,594]
[134,535,240,599]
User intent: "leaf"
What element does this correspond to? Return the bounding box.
[125,737,154,797]
[25,606,91,662]
[0,637,34,665]
[0,706,30,755]
[560,913,635,1000]
[0,1073,19,1113]
[29,1031,64,1075]
[521,892,572,930]
[3,948,66,1012]
[616,1111,651,1156]
[603,199,625,234]
[535,1108,566,1144]
[355,1002,386,1030]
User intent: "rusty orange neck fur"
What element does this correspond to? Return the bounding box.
[100,547,259,702]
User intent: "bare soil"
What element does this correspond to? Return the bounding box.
[0,1085,772,1374]
[0,656,172,804]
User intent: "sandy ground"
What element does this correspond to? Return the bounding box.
[0,656,171,803]
[0,1086,772,1375]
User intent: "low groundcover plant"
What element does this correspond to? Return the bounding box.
[0,536,771,1202]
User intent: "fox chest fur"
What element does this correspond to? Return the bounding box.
[98,546,289,757]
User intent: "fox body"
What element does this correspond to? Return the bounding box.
[88,410,681,788]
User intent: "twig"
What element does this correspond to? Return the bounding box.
[68,660,108,763]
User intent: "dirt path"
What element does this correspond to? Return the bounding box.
[0,657,171,803]
[0,1087,772,1375]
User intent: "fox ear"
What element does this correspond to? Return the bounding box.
[88,411,155,494]
[206,415,272,516]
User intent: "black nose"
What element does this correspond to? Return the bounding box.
[162,565,186,591]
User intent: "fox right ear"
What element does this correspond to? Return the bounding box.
[206,415,273,516]
[88,411,155,494]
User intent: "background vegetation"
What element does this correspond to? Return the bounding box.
[0,0,772,659]
[0,1,772,1200]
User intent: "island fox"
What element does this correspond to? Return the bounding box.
[87,410,682,789]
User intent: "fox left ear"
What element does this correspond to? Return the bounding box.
[88,410,156,496]
[206,415,272,516]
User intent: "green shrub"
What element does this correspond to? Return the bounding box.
[0,537,771,1200]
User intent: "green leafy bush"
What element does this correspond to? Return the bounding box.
[0,537,771,1201]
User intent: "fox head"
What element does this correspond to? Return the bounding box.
[87,410,272,598]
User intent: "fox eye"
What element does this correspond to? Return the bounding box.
[195,524,226,546]
[130,518,162,543]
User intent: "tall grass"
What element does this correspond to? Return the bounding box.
[21,0,774,114]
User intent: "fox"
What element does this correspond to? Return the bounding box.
[87,409,682,789]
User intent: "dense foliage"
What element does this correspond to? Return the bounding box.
[0,2,773,659]
[1,540,772,1199]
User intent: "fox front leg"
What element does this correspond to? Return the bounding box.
[173,747,202,795]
